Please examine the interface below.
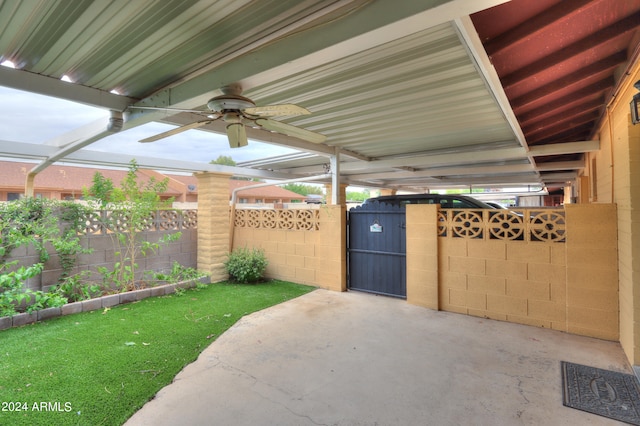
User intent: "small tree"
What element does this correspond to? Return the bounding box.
[86,159,181,291]
[210,155,259,181]
[280,183,323,197]
[83,172,115,208]
[346,189,371,202]
[210,155,236,166]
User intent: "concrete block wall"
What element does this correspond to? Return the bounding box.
[438,238,565,328]
[583,63,640,366]
[624,115,640,364]
[406,204,438,309]
[6,228,197,291]
[565,204,618,340]
[232,205,346,291]
[434,204,619,341]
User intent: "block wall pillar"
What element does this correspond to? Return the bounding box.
[406,204,439,309]
[195,172,232,282]
[316,205,347,291]
[620,110,640,366]
[324,184,348,206]
[565,203,619,340]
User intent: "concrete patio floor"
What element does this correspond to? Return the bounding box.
[125,289,631,425]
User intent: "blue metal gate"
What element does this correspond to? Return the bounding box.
[347,201,406,298]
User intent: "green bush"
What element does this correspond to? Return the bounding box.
[55,273,103,302]
[145,261,209,284]
[224,247,268,283]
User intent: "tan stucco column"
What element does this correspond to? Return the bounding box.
[324,183,348,206]
[195,172,232,282]
[317,205,347,291]
[622,112,640,366]
[379,189,397,196]
[406,204,439,309]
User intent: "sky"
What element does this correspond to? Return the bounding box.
[0,85,299,166]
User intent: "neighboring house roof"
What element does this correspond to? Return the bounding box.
[163,174,304,200]
[228,179,304,201]
[0,161,185,196]
[0,161,304,201]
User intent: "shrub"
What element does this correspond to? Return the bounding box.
[145,261,209,284]
[224,248,268,283]
[55,273,103,302]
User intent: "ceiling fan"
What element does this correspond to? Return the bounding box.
[132,83,326,148]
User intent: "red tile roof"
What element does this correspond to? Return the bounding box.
[228,179,304,200]
[0,161,184,195]
[0,161,304,201]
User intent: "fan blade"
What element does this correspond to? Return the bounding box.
[244,104,310,117]
[139,120,214,143]
[226,123,248,148]
[255,118,326,144]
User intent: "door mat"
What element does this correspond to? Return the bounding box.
[562,361,640,425]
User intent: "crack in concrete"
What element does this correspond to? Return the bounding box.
[216,360,328,426]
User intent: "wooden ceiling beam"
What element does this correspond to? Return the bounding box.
[500,12,640,89]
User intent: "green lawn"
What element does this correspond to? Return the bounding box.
[0,281,315,426]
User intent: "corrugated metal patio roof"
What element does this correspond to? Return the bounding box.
[0,0,638,193]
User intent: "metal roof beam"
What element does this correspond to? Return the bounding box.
[278,146,529,174]
[376,174,541,187]
[528,140,599,156]
[347,163,534,180]
[0,140,303,180]
[535,160,585,171]
[25,112,125,196]
[539,172,578,181]
[0,63,166,141]
[0,65,136,111]
[453,16,537,183]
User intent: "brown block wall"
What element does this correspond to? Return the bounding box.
[9,228,197,292]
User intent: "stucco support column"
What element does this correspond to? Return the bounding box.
[625,113,640,368]
[565,204,618,340]
[406,204,439,309]
[317,205,347,292]
[195,171,232,282]
[379,189,397,196]
[324,183,348,207]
